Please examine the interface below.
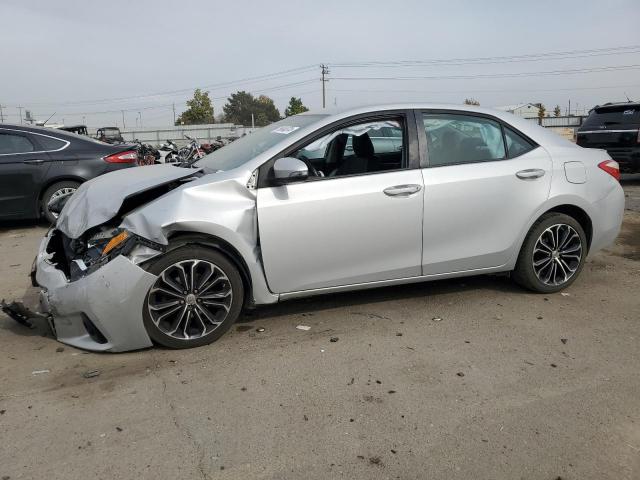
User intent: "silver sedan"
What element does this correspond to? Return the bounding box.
[34,104,624,351]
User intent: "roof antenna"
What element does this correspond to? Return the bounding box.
[42,112,56,126]
[624,92,632,102]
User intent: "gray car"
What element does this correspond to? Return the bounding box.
[33,104,625,352]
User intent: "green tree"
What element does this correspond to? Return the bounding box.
[553,105,561,117]
[284,97,309,116]
[222,91,281,127]
[175,89,214,125]
[537,103,546,120]
[463,98,480,106]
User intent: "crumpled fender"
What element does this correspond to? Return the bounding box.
[120,169,279,305]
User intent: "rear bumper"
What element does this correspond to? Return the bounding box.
[35,232,157,352]
[588,183,625,255]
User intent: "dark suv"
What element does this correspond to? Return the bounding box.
[576,102,640,173]
[0,124,138,223]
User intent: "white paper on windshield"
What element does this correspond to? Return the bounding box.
[272,126,300,134]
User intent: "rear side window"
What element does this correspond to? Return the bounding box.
[423,113,505,166]
[0,133,35,154]
[582,106,640,128]
[504,127,535,158]
[35,134,67,151]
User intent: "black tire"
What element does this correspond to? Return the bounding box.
[142,246,244,349]
[512,212,587,293]
[41,180,80,224]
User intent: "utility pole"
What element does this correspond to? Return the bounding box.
[568,99,571,117]
[320,64,330,109]
[251,113,255,129]
[138,111,142,128]
[0,104,4,123]
[172,103,176,125]
[121,110,126,130]
[18,106,23,124]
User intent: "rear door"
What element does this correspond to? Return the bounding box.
[0,129,54,218]
[418,110,552,275]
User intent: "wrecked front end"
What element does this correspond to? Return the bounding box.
[34,226,161,352]
[30,165,204,352]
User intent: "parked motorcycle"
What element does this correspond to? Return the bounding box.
[158,140,180,163]
[132,139,160,166]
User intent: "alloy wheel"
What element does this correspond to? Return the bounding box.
[532,224,583,286]
[48,187,76,219]
[147,259,233,340]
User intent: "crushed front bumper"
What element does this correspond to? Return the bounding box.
[34,232,158,352]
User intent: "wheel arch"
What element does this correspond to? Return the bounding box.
[540,204,593,250]
[164,231,254,308]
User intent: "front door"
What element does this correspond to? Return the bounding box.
[257,114,424,294]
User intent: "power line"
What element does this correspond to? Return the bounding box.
[330,83,640,95]
[331,64,640,81]
[5,65,317,108]
[330,45,640,68]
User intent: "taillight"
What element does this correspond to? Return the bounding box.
[104,150,138,163]
[598,160,620,181]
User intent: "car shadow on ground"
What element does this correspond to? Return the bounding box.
[238,273,523,324]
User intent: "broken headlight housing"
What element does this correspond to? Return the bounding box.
[69,228,138,278]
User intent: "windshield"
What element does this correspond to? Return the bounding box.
[582,105,640,128]
[195,115,326,171]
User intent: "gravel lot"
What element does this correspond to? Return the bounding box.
[1,179,638,480]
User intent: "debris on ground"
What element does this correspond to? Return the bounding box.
[330,337,339,342]
[561,338,568,344]
[56,347,65,353]
[369,456,382,465]
[561,292,571,297]
[256,327,265,333]
[0,410,5,415]
[388,390,396,394]
[296,325,311,331]
[536,315,543,319]
[396,332,403,336]
[236,325,252,332]
[1,299,48,329]
[31,369,50,375]
[432,317,443,322]
[348,377,354,385]
[116,426,123,432]
[456,372,465,377]
[550,363,558,368]
[82,369,101,379]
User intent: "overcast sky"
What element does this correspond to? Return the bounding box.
[1,0,639,128]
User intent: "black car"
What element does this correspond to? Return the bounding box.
[0,124,138,223]
[576,102,640,173]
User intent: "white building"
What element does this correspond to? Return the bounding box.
[495,103,541,119]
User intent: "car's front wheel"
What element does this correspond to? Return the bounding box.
[513,212,587,293]
[142,246,244,349]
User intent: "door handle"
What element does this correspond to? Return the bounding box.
[383,184,422,197]
[516,168,545,180]
[23,159,45,165]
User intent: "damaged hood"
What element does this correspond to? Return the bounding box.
[56,164,202,238]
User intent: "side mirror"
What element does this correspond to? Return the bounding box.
[273,157,308,184]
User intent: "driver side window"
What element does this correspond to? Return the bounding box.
[292,117,406,178]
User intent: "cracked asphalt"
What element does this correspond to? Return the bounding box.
[0,178,638,480]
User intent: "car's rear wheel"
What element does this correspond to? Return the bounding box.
[512,212,587,293]
[41,180,80,224]
[142,246,244,349]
